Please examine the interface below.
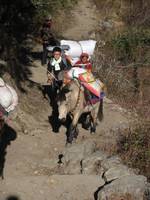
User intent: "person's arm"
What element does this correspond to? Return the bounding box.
[66,58,72,70]
[61,56,72,71]
[86,63,92,72]
[73,60,81,67]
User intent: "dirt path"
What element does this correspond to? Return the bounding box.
[62,0,99,40]
[0,1,130,200]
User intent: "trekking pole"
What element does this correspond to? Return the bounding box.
[47,70,58,81]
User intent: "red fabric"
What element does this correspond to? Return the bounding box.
[74,60,92,71]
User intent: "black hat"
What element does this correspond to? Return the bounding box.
[52,46,61,53]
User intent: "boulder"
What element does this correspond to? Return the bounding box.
[82,151,107,175]
[98,175,149,200]
[61,140,96,174]
[103,164,135,182]
[100,156,122,171]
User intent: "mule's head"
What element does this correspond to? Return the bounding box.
[57,85,71,122]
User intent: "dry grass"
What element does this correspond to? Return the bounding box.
[94,0,150,27]
[117,121,150,181]
[93,0,150,181]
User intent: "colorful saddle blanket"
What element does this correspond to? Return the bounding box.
[66,67,105,98]
[79,72,101,97]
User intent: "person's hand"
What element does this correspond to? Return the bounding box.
[47,77,54,85]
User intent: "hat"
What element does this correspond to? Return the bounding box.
[80,52,89,59]
[52,46,62,53]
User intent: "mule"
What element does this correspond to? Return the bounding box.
[57,79,103,144]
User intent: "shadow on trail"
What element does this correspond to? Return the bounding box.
[42,85,72,135]
[0,124,17,179]
[6,196,20,200]
[42,85,61,133]
[0,0,36,92]
[29,51,42,61]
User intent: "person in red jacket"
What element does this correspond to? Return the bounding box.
[74,53,92,72]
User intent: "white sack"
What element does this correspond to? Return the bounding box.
[60,40,82,58]
[0,78,18,113]
[5,85,18,112]
[79,40,96,56]
[60,40,97,58]
[67,67,86,79]
[0,86,13,110]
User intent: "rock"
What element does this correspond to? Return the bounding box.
[101,156,122,171]
[99,20,114,30]
[61,140,96,174]
[82,151,107,175]
[103,165,135,182]
[98,175,149,200]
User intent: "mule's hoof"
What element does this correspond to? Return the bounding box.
[72,138,77,144]
[90,126,96,134]
[0,175,4,180]
[74,128,79,139]
[82,123,90,130]
[65,142,72,147]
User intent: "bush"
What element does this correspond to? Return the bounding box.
[111,29,150,65]
[117,121,150,181]
[0,0,78,86]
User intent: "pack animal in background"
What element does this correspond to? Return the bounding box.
[0,78,18,118]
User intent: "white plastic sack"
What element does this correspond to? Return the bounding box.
[60,40,82,58]
[60,40,97,58]
[67,67,87,79]
[0,85,13,110]
[79,40,96,56]
[0,78,18,113]
[5,85,18,112]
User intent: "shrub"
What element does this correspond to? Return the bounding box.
[117,121,150,181]
[111,29,150,65]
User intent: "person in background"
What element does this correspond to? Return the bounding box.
[74,53,92,72]
[40,15,59,66]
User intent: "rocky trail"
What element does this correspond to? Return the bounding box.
[0,0,149,200]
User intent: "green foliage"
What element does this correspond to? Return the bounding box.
[31,0,77,23]
[111,29,150,64]
[0,0,77,86]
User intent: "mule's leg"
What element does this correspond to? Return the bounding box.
[90,109,98,134]
[66,124,74,144]
[82,113,91,130]
[67,112,80,143]
[72,112,80,139]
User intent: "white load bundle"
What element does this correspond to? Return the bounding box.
[60,39,97,58]
[60,40,82,58]
[79,40,97,56]
[0,78,18,113]
[5,85,18,112]
[67,67,87,79]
